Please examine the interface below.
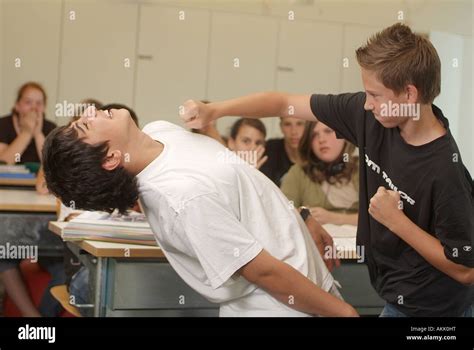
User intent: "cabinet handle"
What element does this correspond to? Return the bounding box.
[277,66,294,72]
[138,54,154,60]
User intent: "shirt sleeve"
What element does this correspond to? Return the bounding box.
[280,164,303,208]
[310,92,366,146]
[433,178,474,268]
[173,194,264,289]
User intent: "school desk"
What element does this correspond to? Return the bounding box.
[0,189,63,256]
[49,221,385,316]
[48,221,218,317]
[0,177,37,188]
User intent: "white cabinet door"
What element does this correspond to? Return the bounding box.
[207,12,278,138]
[58,1,138,124]
[341,24,383,93]
[276,20,343,95]
[1,0,61,121]
[134,5,210,127]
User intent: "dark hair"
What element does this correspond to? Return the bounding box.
[42,126,139,213]
[101,103,139,126]
[230,118,266,140]
[299,121,357,185]
[356,23,441,104]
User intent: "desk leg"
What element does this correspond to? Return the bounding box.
[93,257,107,317]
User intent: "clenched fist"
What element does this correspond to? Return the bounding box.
[368,186,405,231]
[180,100,214,129]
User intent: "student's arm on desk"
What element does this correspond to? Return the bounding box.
[238,249,358,317]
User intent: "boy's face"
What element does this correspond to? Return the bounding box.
[361,68,411,128]
[280,117,306,150]
[71,106,135,152]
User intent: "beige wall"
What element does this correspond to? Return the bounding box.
[0,0,472,170]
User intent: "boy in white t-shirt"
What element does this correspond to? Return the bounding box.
[42,106,358,317]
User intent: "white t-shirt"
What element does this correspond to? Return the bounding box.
[137,121,340,317]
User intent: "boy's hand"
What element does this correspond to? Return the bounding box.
[368,186,405,231]
[181,100,214,129]
[310,207,334,225]
[305,215,340,271]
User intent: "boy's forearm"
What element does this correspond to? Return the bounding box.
[254,259,356,316]
[210,92,289,121]
[392,216,473,285]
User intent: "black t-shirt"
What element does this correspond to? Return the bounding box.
[260,138,293,187]
[0,114,57,163]
[311,92,473,317]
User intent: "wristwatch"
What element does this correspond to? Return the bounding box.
[299,206,311,222]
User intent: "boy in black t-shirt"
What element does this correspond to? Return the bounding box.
[181,23,473,317]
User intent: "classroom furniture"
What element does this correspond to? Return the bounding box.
[0,178,37,188]
[0,189,62,255]
[49,221,219,317]
[49,221,386,317]
[50,285,82,317]
[0,189,56,212]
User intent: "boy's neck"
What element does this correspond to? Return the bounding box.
[125,130,164,176]
[398,104,446,146]
[284,140,300,164]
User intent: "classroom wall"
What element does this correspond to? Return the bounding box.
[0,0,472,171]
[1,0,62,121]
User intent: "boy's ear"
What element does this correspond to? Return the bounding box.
[102,150,122,171]
[405,84,419,104]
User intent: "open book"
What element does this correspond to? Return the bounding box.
[63,210,157,246]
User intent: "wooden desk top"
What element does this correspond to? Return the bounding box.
[0,189,57,212]
[49,221,165,259]
[48,222,356,260]
[0,178,37,187]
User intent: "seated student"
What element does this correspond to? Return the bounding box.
[281,121,359,226]
[42,106,358,317]
[228,118,268,169]
[260,117,306,187]
[0,82,65,317]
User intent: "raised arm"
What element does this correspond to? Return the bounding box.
[181,92,316,129]
[238,249,358,317]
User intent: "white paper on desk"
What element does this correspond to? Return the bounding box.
[322,224,357,253]
[322,224,357,238]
